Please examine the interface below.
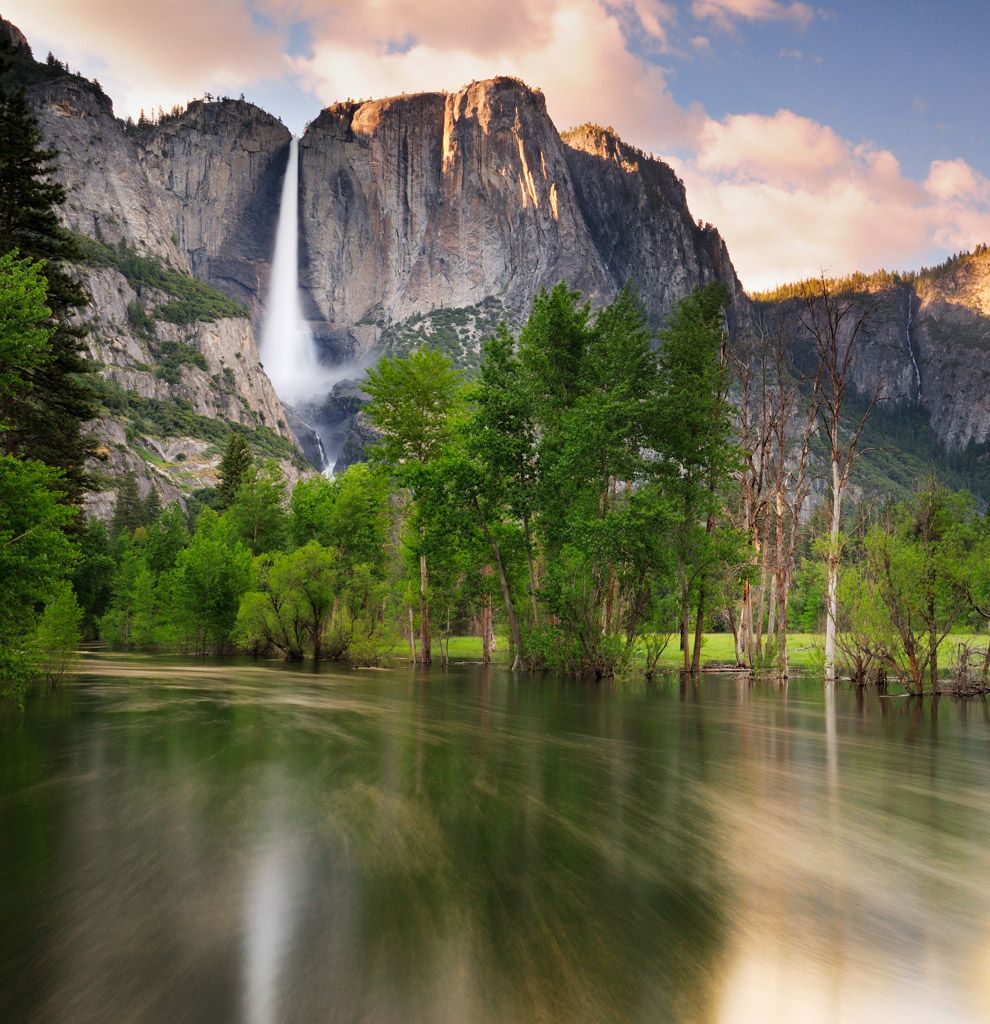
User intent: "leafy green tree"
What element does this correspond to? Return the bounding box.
[110,472,143,539]
[72,518,115,638]
[0,454,76,697]
[364,348,461,664]
[226,460,288,555]
[0,85,95,503]
[656,283,737,674]
[0,250,51,420]
[171,509,251,654]
[844,485,981,692]
[215,433,252,511]
[144,504,189,574]
[237,542,340,663]
[31,581,81,684]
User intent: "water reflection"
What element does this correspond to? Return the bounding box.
[1,660,990,1022]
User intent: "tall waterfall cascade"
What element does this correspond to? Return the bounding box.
[260,137,327,408]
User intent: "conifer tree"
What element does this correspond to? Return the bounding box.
[0,84,95,503]
[216,433,252,510]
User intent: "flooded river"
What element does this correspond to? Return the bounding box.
[2,655,990,1023]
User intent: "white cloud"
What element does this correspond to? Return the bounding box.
[677,111,990,289]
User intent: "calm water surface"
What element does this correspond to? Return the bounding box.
[3,654,990,1023]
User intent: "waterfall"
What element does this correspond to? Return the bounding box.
[905,291,922,400]
[260,137,326,408]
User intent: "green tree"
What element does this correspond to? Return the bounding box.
[226,460,288,555]
[172,509,251,654]
[848,485,980,693]
[0,85,95,503]
[110,472,143,539]
[0,250,51,420]
[72,517,115,638]
[364,348,462,665]
[656,283,737,675]
[31,581,82,684]
[215,433,252,511]
[237,542,340,663]
[0,454,76,697]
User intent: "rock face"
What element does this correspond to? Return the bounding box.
[768,251,990,456]
[562,125,746,329]
[136,100,290,311]
[298,79,743,367]
[5,38,308,513]
[27,72,291,311]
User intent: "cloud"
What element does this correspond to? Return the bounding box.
[779,48,803,59]
[4,0,282,116]
[289,0,702,149]
[691,0,815,32]
[677,111,990,289]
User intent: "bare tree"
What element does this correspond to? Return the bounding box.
[800,277,877,684]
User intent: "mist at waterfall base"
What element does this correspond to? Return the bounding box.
[260,138,361,473]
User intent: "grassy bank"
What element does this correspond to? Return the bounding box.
[439,632,988,675]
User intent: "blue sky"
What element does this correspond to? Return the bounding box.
[6,0,989,289]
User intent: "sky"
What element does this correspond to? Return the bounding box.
[6,0,990,290]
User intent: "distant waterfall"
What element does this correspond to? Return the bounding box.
[260,137,326,408]
[905,290,922,400]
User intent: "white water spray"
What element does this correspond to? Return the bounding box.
[260,137,327,407]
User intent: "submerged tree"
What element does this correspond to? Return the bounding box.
[800,277,876,683]
[364,348,462,665]
[657,282,739,675]
[842,485,983,693]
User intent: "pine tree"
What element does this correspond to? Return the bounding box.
[216,433,252,510]
[110,472,142,539]
[0,84,95,504]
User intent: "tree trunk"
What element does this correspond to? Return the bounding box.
[824,454,842,683]
[408,606,417,664]
[691,587,705,676]
[481,595,493,665]
[478,512,522,670]
[523,516,540,627]
[680,568,691,674]
[419,550,432,666]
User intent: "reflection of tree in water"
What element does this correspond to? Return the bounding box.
[15,668,990,1024]
[301,673,731,1024]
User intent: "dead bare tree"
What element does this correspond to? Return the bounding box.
[800,277,877,684]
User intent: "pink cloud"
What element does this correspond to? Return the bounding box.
[5,0,281,116]
[691,0,816,32]
[290,0,702,149]
[677,111,990,289]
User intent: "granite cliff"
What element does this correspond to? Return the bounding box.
[297,79,745,371]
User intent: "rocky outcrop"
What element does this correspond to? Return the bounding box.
[27,72,291,311]
[0,15,31,55]
[5,35,310,508]
[80,264,308,517]
[562,125,746,328]
[298,81,745,366]
[136,100,290,311]
[767,250,990,455]
[298,79,616,363]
